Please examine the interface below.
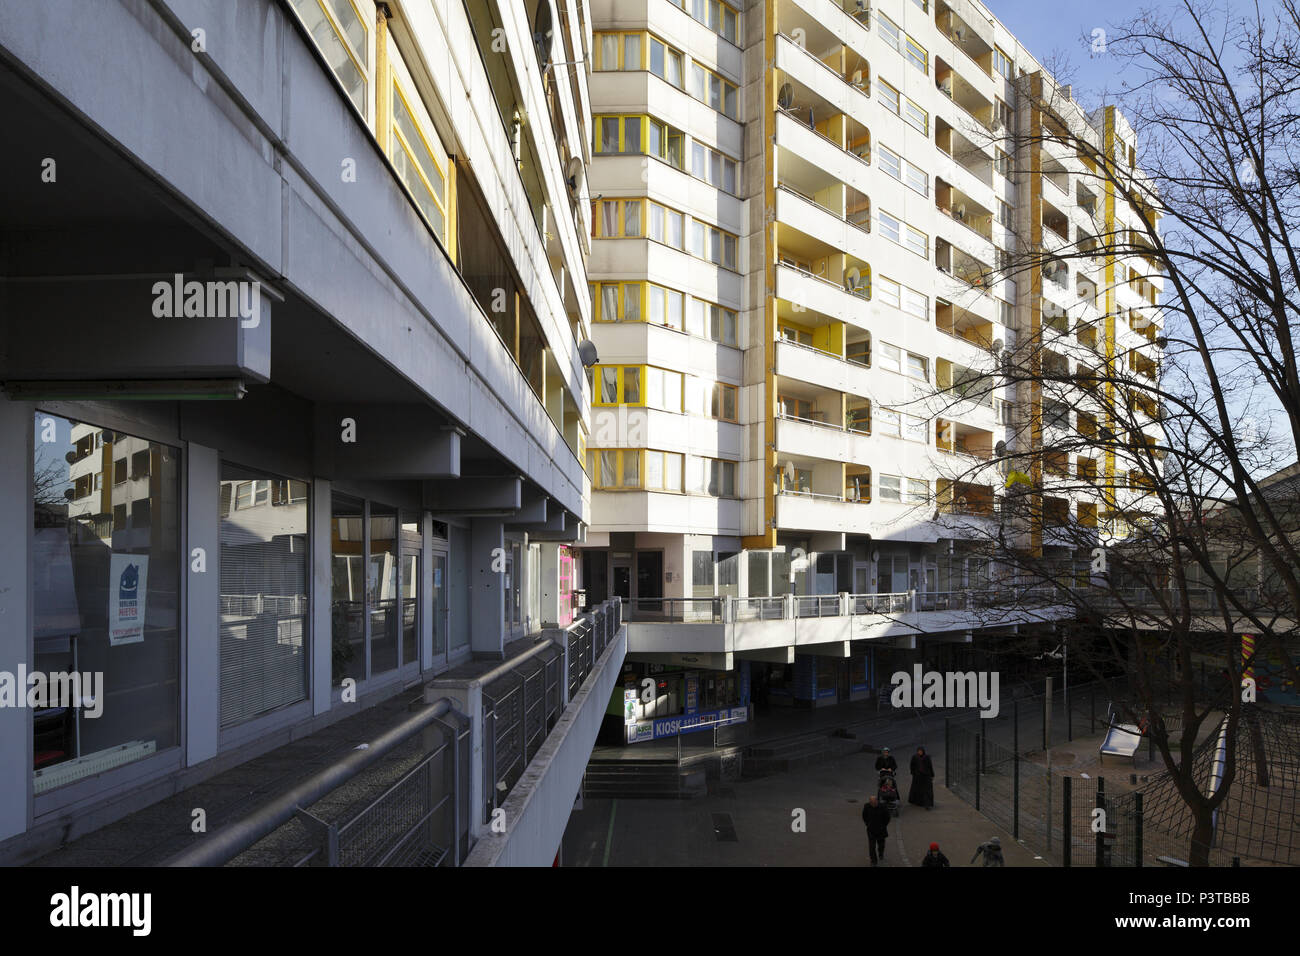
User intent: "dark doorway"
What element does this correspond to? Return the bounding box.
[635,550,663,613]
[612,564,631,602]
[583,550,608,608]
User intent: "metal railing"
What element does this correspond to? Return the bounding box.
[168,598,625,868]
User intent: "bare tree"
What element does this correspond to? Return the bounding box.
[916,0,1300,864]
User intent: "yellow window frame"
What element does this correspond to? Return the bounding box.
[594,114,650,155]
[389,73,452,242]
[592,365,648,406]
[592,198,646,238]
[594,31,648,71]
[592,281,647,323]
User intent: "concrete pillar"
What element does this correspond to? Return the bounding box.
[470,517,505,659]
[0,398,33,841]
[184,443,220,766]
[311,478,333,714]
[426,680,484,840]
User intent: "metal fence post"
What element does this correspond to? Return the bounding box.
[1095,776,1106,867]
[1091,690,1095,736]
[1062,775,1071,867]
[974,729,982,812]
[1013,701,1020,840]
[944,718,950,788]
[1134,792,1143,868]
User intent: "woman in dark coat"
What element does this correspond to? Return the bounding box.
[908,746,935,809]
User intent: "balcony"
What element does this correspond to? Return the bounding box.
[776,412,873,464]
[936,178,994,245]
[775,33,871,129]
[776,261,871,329]
[775,184,872,262]
[775,338,872,398]
[775,110,871,196]
[935,57,995,134]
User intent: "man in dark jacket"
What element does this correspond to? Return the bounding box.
[921,842,950,867]
[861,796,891,866]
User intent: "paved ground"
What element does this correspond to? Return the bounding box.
[564,744,1053,868]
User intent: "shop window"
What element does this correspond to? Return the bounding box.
[219,465,310,726]
[31,414,181,794]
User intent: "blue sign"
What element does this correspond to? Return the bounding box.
[648,706,748,740]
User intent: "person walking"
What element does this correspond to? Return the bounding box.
[908,746,936,810]
[971,837,1005,867]
[861,795,891,866]
[921,842,950,867]
[874,747,898,774]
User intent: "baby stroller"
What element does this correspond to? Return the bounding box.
[878,769,901,816]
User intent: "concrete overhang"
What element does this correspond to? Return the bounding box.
[314,404,460,480]
[423,475,522,515]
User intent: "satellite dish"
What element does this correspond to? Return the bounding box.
[565,156,584,196]
[992,338,1004,354]
[783,461,796,484]
[578,340,599,367]
[995,440,1007,457]
[778,83,794,110]
[532,1,554,70]
[845,267,862,292]
[871,550,880,563]
[65,451,78,464]
[1156,335,1168,348]
[63,489,75,500]
[851,70,864,87]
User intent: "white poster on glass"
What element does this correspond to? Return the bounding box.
[108,553,148,646]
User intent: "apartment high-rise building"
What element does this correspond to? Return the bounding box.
[581,0,1164,742]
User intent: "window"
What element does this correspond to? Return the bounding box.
[593,449,679,490]
[877,277,901,311]
[903,98,928,134]
[780,325,813,346]
[689,62,739,119]
[877,407,901,436]
[687,298,739,345]
[997,200,1012,226]
[879,80,901,116]
[596,115,684,169]
[878,210,902,244]
[690,141,739,194]
[879,13,902,52]
[880,474,902,501]
[648,36,684,87]
[879,343,902,374]
[288,0,368,117]
[678,0,739,43]
[995,98,1014,131]
[906,352,929,381]
[32,413,181,792]
[993,46,1013,79]
[594,31,649,70]
[390,77,451,241]
[904,223,928,258]
[591,281,647,323]
[647,200,685,248]
[688,219,739,270]
[904,415,929,443]
[114,457,128,484]
[593,365,651,404]
[688,457,738,496]
[878,146,927,196]
[906,478,929,502]
[687,377,738,421]
[646,284,685,329]
[592,198,645,238]
[993,148,1011,177]
[905,38,928,74]
[220,464,310,725]
[644,367,684,413]
[902,286,928,320]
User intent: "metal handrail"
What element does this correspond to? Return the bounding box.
[166,697,455,867]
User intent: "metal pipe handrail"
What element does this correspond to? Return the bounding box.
[166,697,454,867]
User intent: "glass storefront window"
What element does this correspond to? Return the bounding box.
[369,503,399,675]
[32,413,180,793]
[331,494,365,685]
[218,464,309,727]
